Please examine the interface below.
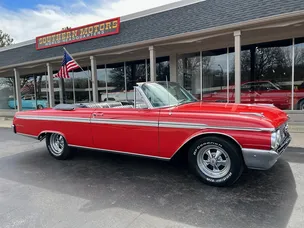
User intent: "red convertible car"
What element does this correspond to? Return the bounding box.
[202,80,304,110]
[12,82,291,187]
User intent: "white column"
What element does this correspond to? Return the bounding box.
[234,30,241,104]
[46,63,55,107]
[149,46,156,82]
[90,56,98,103]
[170,53,177,82]
[200,51,203,100]
[291,38,295,110]
[105,64,108,101]
[13,68,22,111]
[226,47,230,103]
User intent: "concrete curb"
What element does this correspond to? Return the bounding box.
[0,121,12,128]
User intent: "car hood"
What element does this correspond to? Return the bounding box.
[171,101,289,128]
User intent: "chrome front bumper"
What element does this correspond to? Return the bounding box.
[242,133,291,170]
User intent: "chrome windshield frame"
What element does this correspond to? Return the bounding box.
[135,81,198,109]
[133,86,154,109]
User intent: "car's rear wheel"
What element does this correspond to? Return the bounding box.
[298,99,304,110]
[46,133,72,160]
[188,136,244,187]
[37,104,43,109]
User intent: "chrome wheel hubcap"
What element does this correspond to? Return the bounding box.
[49,134,65,156]
[197,145,231,178]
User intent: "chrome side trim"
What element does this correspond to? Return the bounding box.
[239,112,265,118]
[69,144,170,161]
[16,115,91,123]
[160,121,274,132]
[159,122,207,129]
[91,118,158,127]
[206,126,274,132]
[170,132,243,159]
[15,115,275,132]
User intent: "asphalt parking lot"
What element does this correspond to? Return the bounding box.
[0,128,303,228]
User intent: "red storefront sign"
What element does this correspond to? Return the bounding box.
[36,17,120,50]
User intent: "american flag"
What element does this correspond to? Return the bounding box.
[54,50,80,79]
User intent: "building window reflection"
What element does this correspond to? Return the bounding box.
[294,38,304,110]
[72,67,91,104]
[0,76,16,110]
[177,52,200,99]
[147,56,170,81]
[202,49,229,102]
[237,39,293,110]
[97,62,126,102]
[18,73,49,110]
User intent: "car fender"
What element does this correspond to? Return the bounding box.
[38,130,67,142]
[170,130,243,159]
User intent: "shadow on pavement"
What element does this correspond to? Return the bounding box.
[282,147,304,164]
[0,147,298,228]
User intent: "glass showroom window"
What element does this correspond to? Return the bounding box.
[72,67,91,104]
[177,52,201,99]
[294,37,304,110]
[236,39,293,110]
[97,65,107,102]
[19,73,49,110]
[34,72,49,109]
[53,72,61,105]
[147,56,170,82]
[201,48,229,103]
[104,62,126,102]
[156,56,170,81]
[52,70,73,104]
[0,76,16,110]
[126,59,147,100]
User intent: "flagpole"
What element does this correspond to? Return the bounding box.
[72,71,76,104]
[63,47,91,79]
[33,75,37,109]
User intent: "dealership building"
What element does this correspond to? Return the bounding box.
[1,0,304,119]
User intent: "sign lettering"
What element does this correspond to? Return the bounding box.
[36,17,120,50]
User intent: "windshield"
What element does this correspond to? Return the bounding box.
[140,81,198,108]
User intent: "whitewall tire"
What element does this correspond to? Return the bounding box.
[188,136,244,187]
[46,133,72,160]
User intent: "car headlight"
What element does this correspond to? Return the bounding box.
[271,130,281,150]
[271,131,277,149]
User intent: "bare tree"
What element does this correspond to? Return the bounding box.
[0,29,13,47]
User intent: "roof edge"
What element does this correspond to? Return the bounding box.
[0,0,203,52]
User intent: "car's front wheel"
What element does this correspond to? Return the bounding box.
[46,133,72,160]
[188,136,244,187]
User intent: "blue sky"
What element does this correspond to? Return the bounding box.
[0,0,58,10]
[0,0,181,43]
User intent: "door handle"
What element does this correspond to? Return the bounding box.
[92,112,104,118]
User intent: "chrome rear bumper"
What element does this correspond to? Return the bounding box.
[242,134,291,170]
[11,124,16,134]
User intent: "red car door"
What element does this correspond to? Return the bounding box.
[90,107,160,157]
